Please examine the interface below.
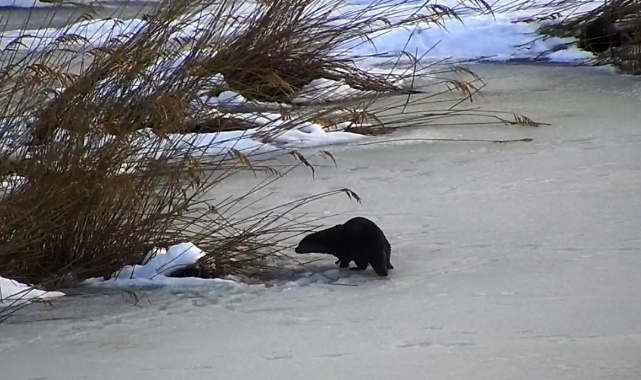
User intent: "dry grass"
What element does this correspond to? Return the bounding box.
[0,0,542,321]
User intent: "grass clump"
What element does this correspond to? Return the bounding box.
[0,0,541,320]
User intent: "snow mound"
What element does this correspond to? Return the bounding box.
[110,242,207,280]
[0,276,65,307]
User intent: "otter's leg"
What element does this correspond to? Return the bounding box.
[387,252,394,270]
[335,254,351,268]
[384,238,393,269]
[369,249,389,277]
[350,256,369,271]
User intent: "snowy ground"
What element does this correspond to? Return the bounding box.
[1,63,640,379]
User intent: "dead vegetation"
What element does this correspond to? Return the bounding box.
[0,0,542,320]
[514,0,641,74]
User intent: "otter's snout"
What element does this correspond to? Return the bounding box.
[372,266,389,277]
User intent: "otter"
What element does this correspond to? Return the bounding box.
[294,216,393,276]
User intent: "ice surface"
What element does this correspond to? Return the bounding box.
[2,64,641,380]
[0,0,601,63]
[0,0,55,7]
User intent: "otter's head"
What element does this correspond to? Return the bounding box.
[294,226,342,254]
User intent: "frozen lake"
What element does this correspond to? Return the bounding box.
[2,63,641,379]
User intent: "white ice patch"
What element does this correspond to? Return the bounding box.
[0,276,65,307]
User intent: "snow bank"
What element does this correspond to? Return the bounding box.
[110,242,206,280]
[337,0,601,63]
[0,0,603,63]
[0,275,65,307]
[351,13,593,63]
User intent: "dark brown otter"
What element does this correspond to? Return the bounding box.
[295,217,393,277]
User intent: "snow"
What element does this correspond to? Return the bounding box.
[0,0,602,63]
[2,64,641,380]
[0,275,65,307]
